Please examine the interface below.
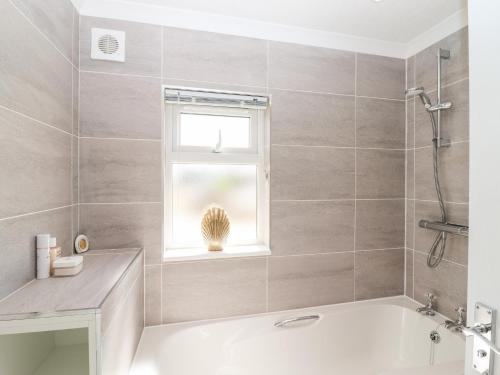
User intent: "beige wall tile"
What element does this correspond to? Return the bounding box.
[355,249,404,300]
[356,97,405,149]
[73,67,79,136]
[405,249,414,298]
[80,16,162,77]
[163,258,267,323]
[271,146,355,200]
[415,142,469,203]
[356,54,405,100]
[72,7,79,67]
[406,99,415,149]
[271,90,355,147]
[406,199,415,249]
[79,203,162,265]
[414,200,468,265]
[11,0,75,63]
[440,79,469,143]
[406,150,415,200]
[79,72,162,139]
[416,27,468,91]
[79,138,161,203]
[271,200,354,255]
[0,1,72,132]
[0,207,72,299]
[72,136,78,205]
[414,81,469,148]
[269,253,354,311]
[145,265,162,326]
[413,251,467,318]
[163,27,267,87]
[356,149,405,199]
[269,41,355,94]
[413,90,436,148]
[0,108,71,219]
[355,199,405,250]
[407,56,416,90]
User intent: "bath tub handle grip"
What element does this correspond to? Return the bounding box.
[274,315,320,328]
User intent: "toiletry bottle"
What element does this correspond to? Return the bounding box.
[36,234,50,279]
[49,237,62,276]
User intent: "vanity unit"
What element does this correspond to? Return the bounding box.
[0,248,144,375]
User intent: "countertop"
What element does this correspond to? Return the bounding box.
[0,248,142,320]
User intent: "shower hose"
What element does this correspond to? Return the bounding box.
[426,110,447,268]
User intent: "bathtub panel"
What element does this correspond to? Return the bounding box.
[163,258,267,323]
[268,253,354,311]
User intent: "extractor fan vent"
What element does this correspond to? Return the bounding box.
[91,28,125,62]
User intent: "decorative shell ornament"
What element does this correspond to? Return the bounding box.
[201,206,230,251]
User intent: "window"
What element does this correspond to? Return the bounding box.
[164,88,270,258]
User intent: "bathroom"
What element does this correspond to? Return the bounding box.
[0,0,498,374]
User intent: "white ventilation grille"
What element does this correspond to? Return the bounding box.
[91,28,125,62]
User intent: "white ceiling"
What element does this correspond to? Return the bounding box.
[106,0,466,43]
[73,0,468,58]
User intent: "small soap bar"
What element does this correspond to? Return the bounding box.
[53,256,83,277]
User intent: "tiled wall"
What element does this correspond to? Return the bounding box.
[405,27,469,318]
[77,16,406,325]
[0,0,79,299]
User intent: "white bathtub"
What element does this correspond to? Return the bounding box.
[130,296,465,375]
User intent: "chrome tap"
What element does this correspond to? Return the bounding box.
[445,306,466,332]
[416,293,436,316]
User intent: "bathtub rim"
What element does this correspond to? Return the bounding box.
[145,295,462,334]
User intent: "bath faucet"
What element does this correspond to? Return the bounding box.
[416,293,436,316]
[445,307,466,332]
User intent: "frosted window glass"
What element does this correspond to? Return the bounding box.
[179,113,250,148]
[172,163,257,246]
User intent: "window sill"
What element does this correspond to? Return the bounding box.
[163,245,271,262]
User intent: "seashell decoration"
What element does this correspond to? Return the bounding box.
[201,206,230,251]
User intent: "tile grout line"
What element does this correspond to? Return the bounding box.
[8,0,78,70]
[0,205,73,222]
[0,104,73,137]
[413,249,468,268]
[79,136,162,142]
[412,57,416,299]
[404,57,408,297]
[144,248,407,265]
[353,52,358,302]
[271,144,406,151]
[159,25,165,326]
[265,39,270,313]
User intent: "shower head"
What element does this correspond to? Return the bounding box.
[405,87,432,107]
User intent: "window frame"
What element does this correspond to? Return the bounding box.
[164,101,270,254]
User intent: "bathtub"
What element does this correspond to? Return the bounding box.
[130,296,465,375]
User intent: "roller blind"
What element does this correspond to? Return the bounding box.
[164,87,269,109]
